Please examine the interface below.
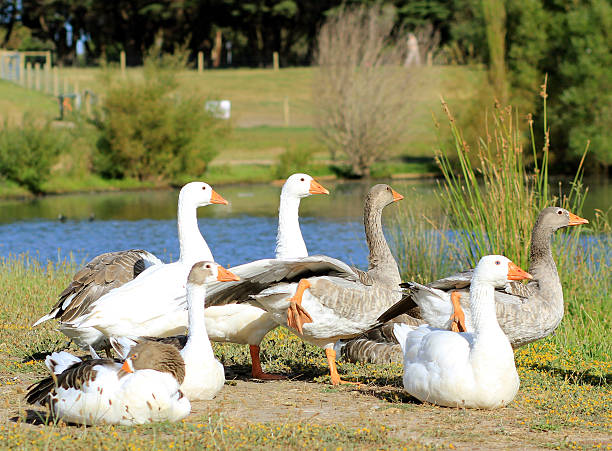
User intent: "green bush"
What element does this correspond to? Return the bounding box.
[274,144,313,179]
[0,119,65,194]
[95,57,229,182]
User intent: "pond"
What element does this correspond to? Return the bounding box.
[0,177,609,268]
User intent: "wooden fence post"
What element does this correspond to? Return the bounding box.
[198,51,204,73]
[26,62,32,89]
[273,52,279,71]
[120,51,126,76]
[53,66,59,96]
[34,63,41,90]
[63,78,68,95]
[19,54,25,86]
[74,81,80,108]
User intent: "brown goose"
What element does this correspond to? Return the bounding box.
[341,207,589,364]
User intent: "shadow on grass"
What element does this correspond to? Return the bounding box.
[11,409,54,426]
[539,364,611,387]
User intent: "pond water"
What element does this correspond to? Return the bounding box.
[0,177,609,268]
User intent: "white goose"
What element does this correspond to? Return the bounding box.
[204,173,329,379]
[64,182,227,343]
[112,261,240,401]
[26,341,190,425]
[393,255,532,409]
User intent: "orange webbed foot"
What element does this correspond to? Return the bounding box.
[286,280,313,334]
[450,291,467,333]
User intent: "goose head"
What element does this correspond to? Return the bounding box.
[473,255,533,287]
[187,261,240,286]
[281,173,329,199]
[536,207,588,232]
[121,341,186,384]
[178,182,228,208]
[366,184,404,210]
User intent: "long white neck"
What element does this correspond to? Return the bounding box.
[177,196,213,263]
[469,275,505,339]
[182,283,214,359]
[275,194,307,258]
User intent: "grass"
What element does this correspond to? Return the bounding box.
[0,65,486,197]
[0,243,610,448]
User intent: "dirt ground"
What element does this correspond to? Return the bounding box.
[2,369,610,450]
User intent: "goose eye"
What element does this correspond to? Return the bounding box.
[495,261,500,265]
[205,264,211,268]
[300,178,304,182]
[557,210,563,215]
[202,186,206,190]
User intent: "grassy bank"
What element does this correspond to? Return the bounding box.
[0,65,485,198]
[0,237,609,449]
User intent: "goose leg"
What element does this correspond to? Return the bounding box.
[249,345,286,380]
[286,279,313,334]
[450,291,467,333]
[325,348,358,385]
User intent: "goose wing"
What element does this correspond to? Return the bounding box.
[26,357,117,406]
[33,250,162,326]
[205,255,358,307]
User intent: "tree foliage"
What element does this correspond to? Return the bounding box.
[0,118,64,194]
[94,56,229,182]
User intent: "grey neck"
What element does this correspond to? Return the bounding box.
[528,223,563,307]
[363,200,401,286]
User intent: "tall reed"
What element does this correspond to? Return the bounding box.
[434,84,588,270]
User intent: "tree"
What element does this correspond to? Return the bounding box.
[314,4,413,177]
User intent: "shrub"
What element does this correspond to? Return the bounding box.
[314,5,412,177]
[274,144,313,179]
[0,118,65,194]
[95,56,229,182]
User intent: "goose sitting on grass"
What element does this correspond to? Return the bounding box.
[26,341,190,425]
[393,255,532,409]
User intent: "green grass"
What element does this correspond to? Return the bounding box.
[0,244,610,448]
[0,65,489,197]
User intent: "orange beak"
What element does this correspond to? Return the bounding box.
[309,179,329,195]
[217,266,240,282]
[568,211,589,226]
[210,189,229,205]
[391,189,404,202]
[507,261,533,281]
[121,359,133,374]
